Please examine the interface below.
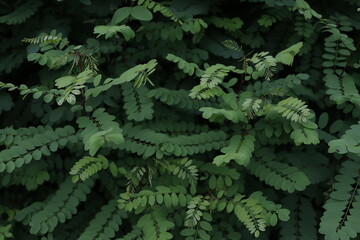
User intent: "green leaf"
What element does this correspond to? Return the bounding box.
[94,25,135,40]
[88,133,105,156]
[106,132,124,145]
[181,228,196,236]
[275,42,303,66]
[111,7,132,24]
[93,74,102,87]
[55,76,76,88]
[130,6,153,21]
[200,221,212,231]
[43,93,54,103]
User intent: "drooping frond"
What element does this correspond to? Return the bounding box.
[222,40,242,52]
[137,0,183,24]
[319,160,360,240]
[273,97,311,123]
[77,108,124,156]
[165,54,201,76]
[246,149,311,193]
[77,199,127,240]
[213,132,256,166]
[122,83,154,122]
[16,177,94,235]
[22,35,65,45]
[69,155,109,183]
[0,0,42,25]
[0,126,77,173]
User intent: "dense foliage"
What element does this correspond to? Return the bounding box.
[1,0,360,239]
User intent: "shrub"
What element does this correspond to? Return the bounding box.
[1,0,360,239]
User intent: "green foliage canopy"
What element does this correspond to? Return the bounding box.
[1,0,360,239]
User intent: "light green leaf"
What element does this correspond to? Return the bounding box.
[111,7,132,24]
[130,6,153,21]
[88,133,105,156]
[275,42,303,66]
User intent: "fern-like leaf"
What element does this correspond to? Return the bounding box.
[0,126,77,173]
[246,149,311,193]
[166,54,200,76]
[22,35,65,45]
[213,132,256,166]
[184,196,210,227]
[122,83,154,122]
[155,158,198,186]
[137,207,175,240]
[0,0,42,25]
[77,108,124,156]
[222,40,242,52]
[23,177,95,235]
[70,155,109,183]
[275,42,303,66]
[137,0,183,24]
[273,97,311,123]
[319,160,360,239]
[77,199,127,240]
[280,195,317,240]
[328,121,360,154]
